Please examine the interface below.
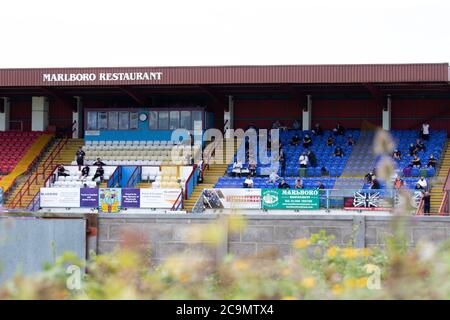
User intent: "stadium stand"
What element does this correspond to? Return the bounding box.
[0,131,42,174]
[50,166,117,188]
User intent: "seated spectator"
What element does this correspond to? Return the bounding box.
[292,119,301,130]
[291,134,301,146]
[93,157,106,166]
[272,120,282,130]
[299,152,309,168]
[278,179,290,189]
[416,139,426,152]
[393,149,402,160]
[365,170,375,183]
[79,166,90,180]
[92,165,104,182]
[409,143,418,156]
[421,122,430,141]
[347,135,355,146]
[394,176,404,189]
[415,183,423,190]
[303,134,312,148]
[312,123,323,136]
[307,150,317,168]
[243,175,254,188]
[333,122,345,136]
[294,179,303,189]
[417,176,428,190]
[57,165,70,177]
[427,154,437,168]
[333,147,344,157]
[232,160,243,177]
[316,181,325,190]
[370,177,381,190]
[326,136,334,146]
[248,160,257,176]
[267,171,280,183]
[411,155,421,168]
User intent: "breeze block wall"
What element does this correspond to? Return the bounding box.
[96,214,450,263]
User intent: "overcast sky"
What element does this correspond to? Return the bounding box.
[0,0,449,68]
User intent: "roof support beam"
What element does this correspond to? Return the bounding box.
[197,85,228,106]
[38,87,77,112]
[118,86,149,107]
[363,83,385,108]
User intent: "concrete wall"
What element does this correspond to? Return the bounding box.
[96,213,450,262]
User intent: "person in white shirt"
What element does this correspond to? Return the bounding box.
[267,171,280,183]
[421,122,430,141]
[243,175,254,188]
[417,176,428,190]
[299,152,309,168]
[233,160,243,177]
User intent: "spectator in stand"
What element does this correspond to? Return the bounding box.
[232,160,243,178]
[76,146,85,171]
[57,165,70,177]
[267,171,280,183]
[327,136,334,146]
[333,122,345,136]
[294,179,303,189]
[299,152,309,168]
[393,149,402,160]
[417,176,428,190]
[416,139,426,152]
[243,175,254,188]
[291,134,301,146]
[333,147,344,157]
[303,134,312,148]
[411,154,421,168]
[370,177,381,189]
[421,122,430,141]
[93,157,106,166]
[92,165,104,182]
[292,119,301,130]
[409,143,418,156]
[248,160,257,177]
[422,191,431,215]
[365,170,375,183]
[307,150,317,168]
[394,176,404,189]
[79,166,90,180]
[427,154,437,168]
[272,120,282,130]
[312,123,324,136]
[278,179,291,189]
[316,181,325,190]
[347,135,355,146]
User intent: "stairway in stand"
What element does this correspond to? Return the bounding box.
[183,137,241,212]
[430,140,450,213]
[5,138,84,209]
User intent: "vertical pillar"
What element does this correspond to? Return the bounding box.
[31,96,49,131]
[302,95,312,130]
[382,94,391,131]
[73,96,83,138]
[224,95,234,138]
[0,97,11,131]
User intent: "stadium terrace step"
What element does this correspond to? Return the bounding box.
[5,138,84,209]
[430,139,450,213]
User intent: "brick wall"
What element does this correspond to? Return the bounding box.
[96,214,450,262]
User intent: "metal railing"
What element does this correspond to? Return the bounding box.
[184,164,198,199]
[125,166,142,188]
[8,137,70,208]
[107,166,122,188]
[171,190,184,210]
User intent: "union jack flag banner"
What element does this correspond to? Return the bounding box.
[353,192,380,208]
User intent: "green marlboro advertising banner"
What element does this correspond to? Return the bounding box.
[262,189,320,210]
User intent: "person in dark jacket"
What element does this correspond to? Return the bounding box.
[312,123,323,136]
[291,134,301,146]
[427,154,437,168]
[278,179,290,189]
[370,178,381,190]
[76,146,85,171]
[422,191,431,215]
[334,147,344,157]
[80,166,90,180]
[57,165,70,177]
[409,143,418,156]
[93,158,106,166]
[307,150,317,168]
[303,134,312,148]
[92,165,104,181]
[333,122,345,136]
[316,181,325,190]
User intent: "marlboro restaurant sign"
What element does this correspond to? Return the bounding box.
[262,189,320,210]
[42,71,163,82]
